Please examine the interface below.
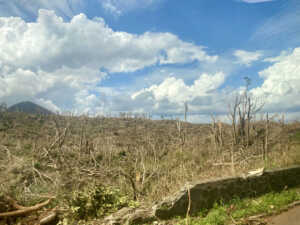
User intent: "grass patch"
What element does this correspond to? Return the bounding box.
[173,188,300,225]
[290,129,300,143]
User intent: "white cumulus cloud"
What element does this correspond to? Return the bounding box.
[263,50,292,63]
[252,47,300,112]
[0,10,217,73]
[132,72,226,114]
[0,10,217,114]
[234,50,263,66]
[35,98,62,113]
[0,65,105,112]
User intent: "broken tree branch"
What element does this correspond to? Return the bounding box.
[0,198,52,218]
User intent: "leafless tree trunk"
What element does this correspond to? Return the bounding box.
[231,77,264,146]
[228,95,240,145]
[184,101,188,122]
[263,113,269,160]
[210,116,224,159]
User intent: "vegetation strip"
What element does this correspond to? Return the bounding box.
[173,188,300,225]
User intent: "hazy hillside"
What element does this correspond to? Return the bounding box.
[7,101,53,115]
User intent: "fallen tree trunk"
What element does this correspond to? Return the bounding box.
[0,198,52,218]
[39,210,57,225]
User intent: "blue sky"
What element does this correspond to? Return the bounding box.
[0,0,300,122]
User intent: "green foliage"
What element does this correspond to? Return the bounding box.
[174,188,300,225]
[195,204,228,225]
[69,184,138,220]
[34,162,42,170]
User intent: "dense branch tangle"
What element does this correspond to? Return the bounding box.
[229,77,264,147]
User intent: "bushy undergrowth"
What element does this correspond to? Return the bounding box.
[69,184,138,220]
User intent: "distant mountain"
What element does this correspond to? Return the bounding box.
[7,101,54,115]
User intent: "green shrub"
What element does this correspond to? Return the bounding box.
[69,184,138,220]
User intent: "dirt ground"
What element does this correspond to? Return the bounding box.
[265,205,300,225]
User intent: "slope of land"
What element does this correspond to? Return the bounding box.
[7,101,54,115]
[0,112,299,224]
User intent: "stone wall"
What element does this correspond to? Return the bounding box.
[103,165,300,224]
[154,165,300,219]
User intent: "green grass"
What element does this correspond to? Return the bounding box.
[172,188,300,225]
[290,130,300,143]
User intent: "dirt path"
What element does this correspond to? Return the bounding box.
[265,205,300,225]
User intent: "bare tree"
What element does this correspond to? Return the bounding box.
[263,112,269,160]
[228,95,240,145]
[229,77,264,146]
[225,77,265,173]
[210,115,224,159]
[184,101,188,122]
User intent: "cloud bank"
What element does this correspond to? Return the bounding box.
[234,50,263,66]
[131,72,227,114]
[252,47,300,113]
[0,10,217,113]
[0,8,299,122]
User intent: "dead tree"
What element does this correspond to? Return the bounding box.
[184,101,188,122]
[230,77,264,146]
[210,115,224,159]
[226,77,265,172]
[263,113,269,160]
[228,95,241,145]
